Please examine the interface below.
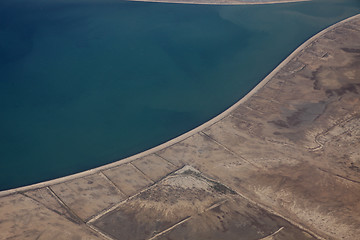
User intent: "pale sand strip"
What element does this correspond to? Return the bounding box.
[124,0,309,6]
[0,13,359,198]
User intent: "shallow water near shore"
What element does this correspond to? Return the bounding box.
[0,0,359,190]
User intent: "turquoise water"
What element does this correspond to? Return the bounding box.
[0,0,359,190]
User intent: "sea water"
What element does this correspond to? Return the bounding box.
[0,0,359,190]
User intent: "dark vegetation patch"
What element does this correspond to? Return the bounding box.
[349,163,360,172]
[269,120,289,128]
[310,67,322,90]
[325,83,360,97]
[182,169,202,178]
[211,182,236,195]
[341,48,360,53]
[182,169,236,195]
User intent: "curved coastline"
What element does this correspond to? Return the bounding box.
[1,11,360,240]
[1,13,358,198]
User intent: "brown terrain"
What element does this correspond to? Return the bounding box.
[0,13,360,240]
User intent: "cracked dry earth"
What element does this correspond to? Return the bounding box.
[1,14,360,240]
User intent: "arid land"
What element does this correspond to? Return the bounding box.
[1,13,360,240]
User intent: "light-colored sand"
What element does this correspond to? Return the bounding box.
[1,13,360,240]
[126,0,308,5]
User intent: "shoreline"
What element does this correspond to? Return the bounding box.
[1,11,360,240]
[1,13,358,198]
[125,0,309,5]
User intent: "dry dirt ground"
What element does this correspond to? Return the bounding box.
[0,13,360,240]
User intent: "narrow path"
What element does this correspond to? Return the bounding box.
[0,13,359,240]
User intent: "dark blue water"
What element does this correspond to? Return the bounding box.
[0,0,359,190]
